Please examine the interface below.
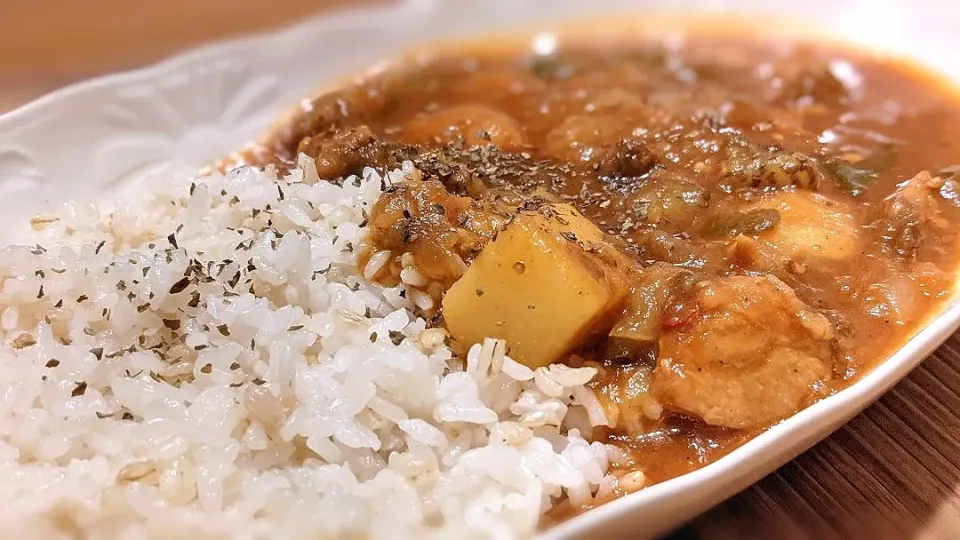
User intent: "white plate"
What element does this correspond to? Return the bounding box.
[1,1,958,538]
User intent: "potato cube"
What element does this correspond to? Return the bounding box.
[442,204,627,368]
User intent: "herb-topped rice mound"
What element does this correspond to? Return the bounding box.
[0,159,619,540]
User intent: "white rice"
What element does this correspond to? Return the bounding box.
[0,158,619,539]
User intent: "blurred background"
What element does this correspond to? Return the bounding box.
[5,1,960,539]
[0,0,368,112]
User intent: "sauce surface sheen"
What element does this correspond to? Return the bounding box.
[258,32,960,502]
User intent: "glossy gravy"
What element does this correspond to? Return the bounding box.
[255,32,960,510]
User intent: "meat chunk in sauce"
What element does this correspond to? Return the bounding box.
[717,140,824,190]
[543,89,669,170]
[545,113,635,165]
[775,65,850,107]
[879,171,949,260]
[652,275,834,429]
[367,175,507,287]
[298,126,410,180]
[400,104,527,150]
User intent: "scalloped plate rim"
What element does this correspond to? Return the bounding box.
[0,1,410,128]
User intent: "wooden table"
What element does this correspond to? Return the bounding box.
[4,2,959,539]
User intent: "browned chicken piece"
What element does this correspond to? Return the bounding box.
[775,65,849,107]
[879,170,948,260]
[720,99,823,154]
[652,274,834,429]
[400,104,527,150]
[594,139,658,178]
[717,137,824,191]
[545,90,669,169]
[264,75,411,167]
[366,176,508,287]
[545,113,637,164]
[765,46,852,108]
[627,173,708,231]
[722,99,803,133]
[298,126,415,180]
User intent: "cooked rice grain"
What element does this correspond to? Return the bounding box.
[0,158,614,540]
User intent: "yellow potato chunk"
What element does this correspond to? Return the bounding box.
[751,191,858,261]
[442,204,628,368]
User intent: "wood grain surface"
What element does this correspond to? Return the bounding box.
[4,2,960,539]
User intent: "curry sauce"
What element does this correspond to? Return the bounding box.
[254,32,960,506]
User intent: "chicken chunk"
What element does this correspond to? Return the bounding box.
[879,171,948,260]
[628,173,708,231]
[594,138,658,178]
[297,126,415,180]
[719,147,824,190]
[545,113,635,164]
[652,275,834,429]
[774,65,850,107]
[750,190,858,262]
[367,176,506,287]
[400,104,526,150]
[544,92,668,168]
